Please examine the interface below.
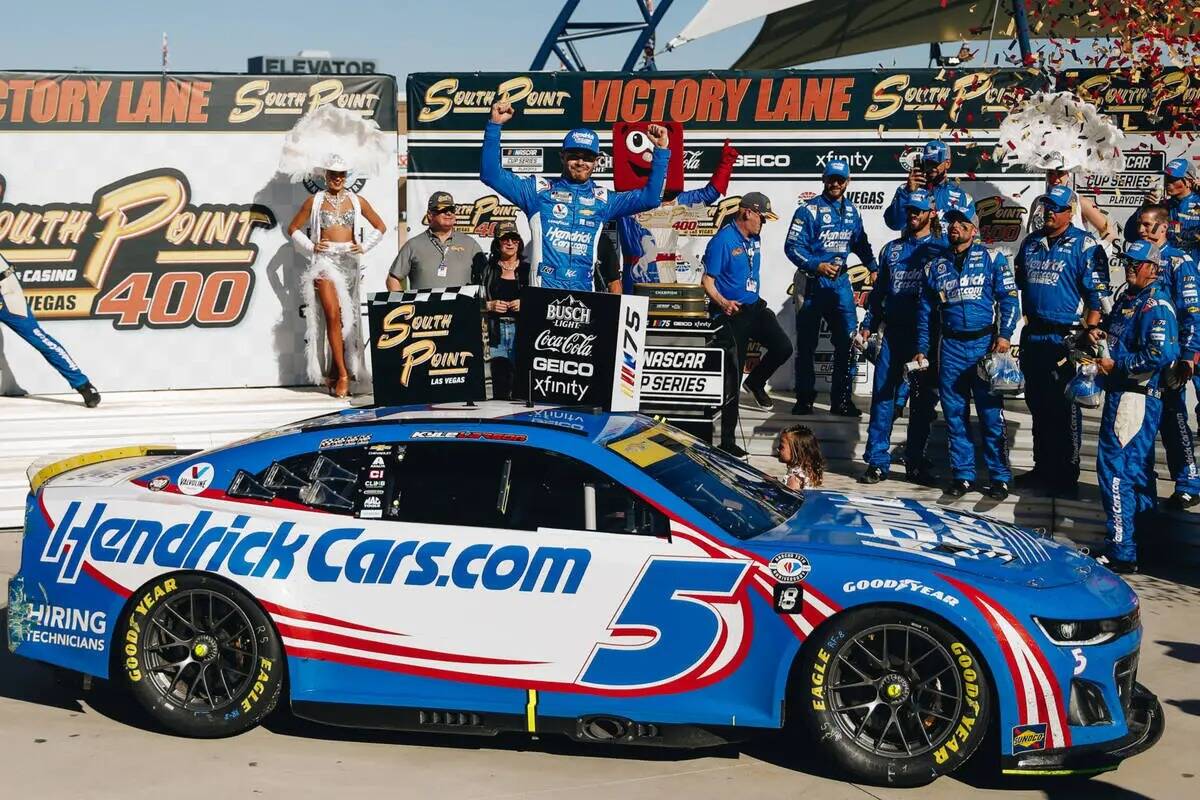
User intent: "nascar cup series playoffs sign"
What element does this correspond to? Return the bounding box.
[515,287,648,411]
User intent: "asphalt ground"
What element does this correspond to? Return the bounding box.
[1,532,1197,800]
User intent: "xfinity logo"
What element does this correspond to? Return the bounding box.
[816,150,874,171]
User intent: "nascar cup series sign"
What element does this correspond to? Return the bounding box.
[515,287,648,411]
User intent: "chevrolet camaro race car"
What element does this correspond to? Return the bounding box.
[7,402,1162,786]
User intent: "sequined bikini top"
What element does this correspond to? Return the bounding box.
[318,195,355,228]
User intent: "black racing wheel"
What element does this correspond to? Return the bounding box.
[118,573,284,738]
[796,606,992,787]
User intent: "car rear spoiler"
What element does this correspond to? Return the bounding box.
[27,446,199,492]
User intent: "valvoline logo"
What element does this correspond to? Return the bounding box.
[176,463,214,496]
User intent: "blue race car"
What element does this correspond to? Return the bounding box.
[7,402,1162,786]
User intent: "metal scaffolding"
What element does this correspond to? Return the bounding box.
[530,0,678,72]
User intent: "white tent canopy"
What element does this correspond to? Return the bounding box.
[667,0,811,50]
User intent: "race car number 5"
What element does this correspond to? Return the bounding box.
[580,558,749,689]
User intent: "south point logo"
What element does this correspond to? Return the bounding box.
[547,295,592,329]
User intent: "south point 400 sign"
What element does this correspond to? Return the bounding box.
[515,288,648,412]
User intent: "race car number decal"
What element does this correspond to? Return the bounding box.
[581,557,751,690]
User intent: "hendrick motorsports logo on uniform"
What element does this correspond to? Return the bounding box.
[768,552,810,584]
[177,463,214,495]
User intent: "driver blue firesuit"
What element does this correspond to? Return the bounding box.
[481,119,668,291]
[860,190,947,484]
[785,159,877,416]
[917,207,1020,499]
[1095,240,1180,573]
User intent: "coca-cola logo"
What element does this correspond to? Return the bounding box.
[535,330,596,356]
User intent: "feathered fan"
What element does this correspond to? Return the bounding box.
[278,104,393,181]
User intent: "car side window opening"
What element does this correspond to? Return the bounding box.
[227,437,667,537]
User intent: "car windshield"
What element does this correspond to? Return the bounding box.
[605,424,803,540]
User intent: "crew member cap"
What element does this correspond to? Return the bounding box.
[740,191,778,220]
[823,159,850,179]
[1124,239,1162,266]
[427,191,455,212]
[904,190,933,211]
[922,140,950,163]
[944,206,979,227]
[494,220,521,239]
[562,128,601,155]
[1165,158,1191,179]
[1045,184,1075,211]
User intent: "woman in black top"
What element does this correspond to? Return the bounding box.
[475,221,530,399]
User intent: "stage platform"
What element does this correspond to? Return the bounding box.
[1,385,1197,564]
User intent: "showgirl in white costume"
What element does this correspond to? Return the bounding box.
[281,105,391,397]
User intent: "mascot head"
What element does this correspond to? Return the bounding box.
[613,121,685,197]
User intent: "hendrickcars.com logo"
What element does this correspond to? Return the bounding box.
[0,168,274,326]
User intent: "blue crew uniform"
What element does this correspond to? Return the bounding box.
[1098,281,1179,563]
[481,122,668,291]
[918,243,1020,483]
[1124,159,1200,262]
[1154,243,1200,497]
[862,230,948,473]
[0,256,91,390]
[1015,223,1110,486]
[785,191,877,409]
[884,180,976,232]
[705,216,793,449]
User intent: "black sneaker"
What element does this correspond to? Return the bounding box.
[77,382,101,408]
[743,382,773,410]
[790,401,814,415]
[859,465,886,485]
[719,443,749,459]
[986,481,1010,501]
[829,402,863,418]
[1094,553,1138,575]
[906,464,939,486]
[1014,468,1048,489]
[945,479,972,499]
[1165,491,1200,510]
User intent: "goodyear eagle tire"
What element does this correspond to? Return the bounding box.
[797,606,991,787]
[118,573,284,738]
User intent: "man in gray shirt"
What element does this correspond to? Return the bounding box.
[387,191,486,290]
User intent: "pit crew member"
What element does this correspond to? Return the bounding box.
[1089,240,1179,573]
[481,101,668,291]
[916,208,1019,500]
[859,190,947,485]
[1014,185,1111,497]
[785,159,877,416]
[884,140,976,231]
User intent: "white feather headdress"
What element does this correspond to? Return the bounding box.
[278,104,393,182]
[995,91,1126,176]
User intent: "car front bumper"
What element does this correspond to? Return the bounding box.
[1001,682,1165,776]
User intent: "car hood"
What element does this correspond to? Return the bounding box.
[745,490,1095,588]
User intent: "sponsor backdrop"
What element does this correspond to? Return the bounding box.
[0,72,399,394]
[406,69,1196,393]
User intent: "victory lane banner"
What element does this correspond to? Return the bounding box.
[0,71,399,395]
[368,287,486,405]
[514,288,648,412]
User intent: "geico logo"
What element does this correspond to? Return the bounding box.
[534,356,593,376]
[39,502,590,592]
[735,154,791,168]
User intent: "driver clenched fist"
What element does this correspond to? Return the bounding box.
[490,100,515,125]
[646,123,669,149]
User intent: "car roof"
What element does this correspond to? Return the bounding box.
[286,401,651,443]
